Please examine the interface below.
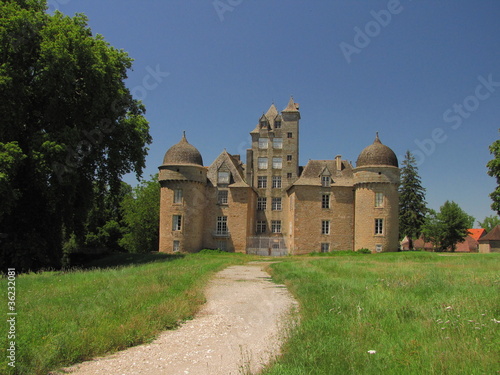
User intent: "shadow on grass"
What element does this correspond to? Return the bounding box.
[76,252,185,271]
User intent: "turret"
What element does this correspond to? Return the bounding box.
[353,133,399,252]
[158,132,207,253]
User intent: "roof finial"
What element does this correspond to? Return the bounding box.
[374,132,381,143]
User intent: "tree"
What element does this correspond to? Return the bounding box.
[399,150,427,249]
[478,215,500,233]
[422,201,473,252]
[0,1,151,271]
[487,130,500,215]
[119,175,160,253]
[81,181,132,252]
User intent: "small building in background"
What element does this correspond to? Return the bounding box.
[478,225,500,253]
[401,228,487,252]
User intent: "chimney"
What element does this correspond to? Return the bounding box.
[335,155,342,171]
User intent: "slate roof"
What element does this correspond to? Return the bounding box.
[291,159,354,187]
[282,96,299,112]
[162,132,203,166]
[207,150,249,188]
[356,133,398,168]
[479,224,500,241]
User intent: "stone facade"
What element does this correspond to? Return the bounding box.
[158,98,400,255]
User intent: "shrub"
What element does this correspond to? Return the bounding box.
[356,248,371,254]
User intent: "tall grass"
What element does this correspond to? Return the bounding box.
[264,252,500,375]
[0,252,249,375]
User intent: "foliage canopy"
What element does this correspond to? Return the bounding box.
[421,201,474,252]
[0,0,151,270]
[487,130,500,215]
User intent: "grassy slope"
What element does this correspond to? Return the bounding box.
[264,252,500,375]
[0,252,249,375]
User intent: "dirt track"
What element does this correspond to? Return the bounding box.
[61,263,298,375]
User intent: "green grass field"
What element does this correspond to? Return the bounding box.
[1,251,498,375]
[0,252,249,375]
[264,252,500,375]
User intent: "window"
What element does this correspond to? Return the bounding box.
[272,157,282,169]
[173,240,180,252]
[260,120,268,128]
[375,192,384,207]
[287,132,293,138]
[274,120,281,129]
[272,197,282,211]
[287,154,293,161]
[287,173,292,179]
[375,219,384,235]
[172,215,182,231]
[272,176,282,188]
[322,194,330,209]
[257,176,267,188]
[271,220,282,233]
[218,190,228,205]
[258,138,269,149]
[174,189,182,203]
[218,171,230,184]
[273,138,283,149]
[258,157,268,169]
[322,220,330,235]
[321,176,331,187]
[256,220,266,234]
[216,216,228,235]
[321,243,330,253]
[257,197,267,211]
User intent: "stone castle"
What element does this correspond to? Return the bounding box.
[158,98,400,255]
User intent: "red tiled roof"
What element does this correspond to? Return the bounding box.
[468,228,486,241]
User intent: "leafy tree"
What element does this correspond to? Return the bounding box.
[478,215,500,233]
[487,130,500,215]
[399,150,427,249]
[81,181,132,252]
[0,1,151,271]
[422,201,473,252]
[119,175,160,253]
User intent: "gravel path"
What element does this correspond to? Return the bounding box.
[61,263,298,375]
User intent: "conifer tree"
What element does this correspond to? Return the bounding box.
[399,151,427,250]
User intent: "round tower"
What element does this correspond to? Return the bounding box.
[158,132,207,253]
[353,133,400,252]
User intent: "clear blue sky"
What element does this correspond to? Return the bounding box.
[55,0,500,224]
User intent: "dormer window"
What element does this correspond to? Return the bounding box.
[274,120,281,129]
[218,171,230,184]
[321,176,331,187]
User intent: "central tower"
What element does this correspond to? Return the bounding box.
[246,97,300,250]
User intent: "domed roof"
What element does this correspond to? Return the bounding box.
[356,133,398,167]
[162,132,203,166]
